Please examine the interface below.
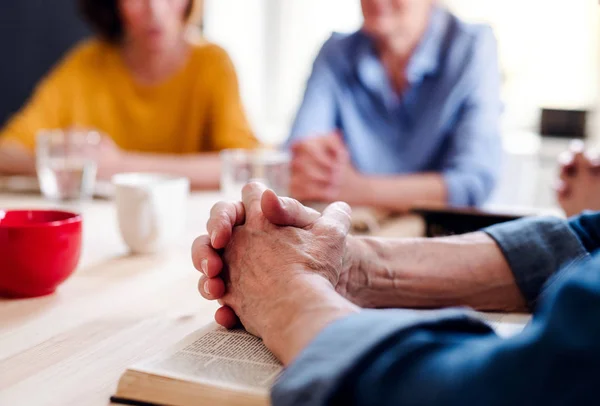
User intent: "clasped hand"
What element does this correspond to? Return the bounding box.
[290,132,361,203]
[192,182,359,355]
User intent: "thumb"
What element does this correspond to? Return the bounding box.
[261,189,321,228]
[319,201,352,235]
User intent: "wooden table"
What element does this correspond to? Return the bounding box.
[0,192,425,406]
[0,192,223,406]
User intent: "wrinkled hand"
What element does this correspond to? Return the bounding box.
[556,141,600,217]
[290,132,357,202]
[192,183,361,339]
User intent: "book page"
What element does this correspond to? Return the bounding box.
[474,312,531,338]
[129,311,528,396]
[132,324,282,393]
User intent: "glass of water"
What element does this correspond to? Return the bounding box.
[36,129,100,201]
[221,149,290,200]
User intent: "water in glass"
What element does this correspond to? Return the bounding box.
[36,130,100,201]
[37,158,97,201]
[221,149,290,200]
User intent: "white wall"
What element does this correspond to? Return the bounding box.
[270,1,362,130]
[444,0,599,133]
[203,0,268,136]
[203,0,362,143]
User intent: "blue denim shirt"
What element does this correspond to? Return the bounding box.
[272,212,600,406]
[287,7,503,207]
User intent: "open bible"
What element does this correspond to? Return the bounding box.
[111,323,282,406]
[112,313,530,406]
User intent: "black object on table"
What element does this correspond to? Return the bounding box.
[412,206,525,238]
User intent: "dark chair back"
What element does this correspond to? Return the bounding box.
[0,0,90,127]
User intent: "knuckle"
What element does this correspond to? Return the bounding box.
[210,201,229,216]
[330,225,347,239]
[286,198,302,216]
[192,235,211,254]
[243,181,262,194]
[316,217,337,233]
[321,219,348,238]
[208,213,233,234]
[332,201,352,216]
[216,210,232,227]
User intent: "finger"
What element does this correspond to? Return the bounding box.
[580,149,600,173]
[586,160,600,176]
[591,163,600,175]
[198,276,226,300]
[560,165,574,183]
[556,184,572,208]
[215,306,239,329]
[319,201,353,235]
[293,140,338,173]
[191,235,225,278]
[261,189,322,227]
[559,150,586,178]
[558,150,575,169]
[322,132,349,162]
[291,157,337,184]
[572,151,588,173]
[241,181,269,220]
[553,180,570,198]
[207,201,246,249]
[569,139,585,154]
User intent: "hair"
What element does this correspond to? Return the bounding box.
[78,0,198,43]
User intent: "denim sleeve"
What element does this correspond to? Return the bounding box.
[272,309,494,406]
[484,216,589,309]
[568,211,600,254]
[273,254,600,406]
[441,27,503,207]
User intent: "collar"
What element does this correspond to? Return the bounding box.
[356,5,449,95]
[405,6,448,84]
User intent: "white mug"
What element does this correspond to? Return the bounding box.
[112,173,190,254]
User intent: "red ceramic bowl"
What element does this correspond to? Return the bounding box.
[0,210,82,298]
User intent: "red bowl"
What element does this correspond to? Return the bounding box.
[0,210,82,298]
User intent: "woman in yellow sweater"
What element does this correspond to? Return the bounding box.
[0,0,258,189]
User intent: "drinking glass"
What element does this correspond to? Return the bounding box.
[221,149,290,200]
[36,130,100,201]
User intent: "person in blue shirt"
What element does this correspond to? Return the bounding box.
[288,0,503,211]
[194,182,600,406]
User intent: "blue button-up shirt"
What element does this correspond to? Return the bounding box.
[272,212,600,405]
[288,7,503,207]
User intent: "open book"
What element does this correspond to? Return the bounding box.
[111,324,282,406]
[112,313,530,406]
[474,312,532,338]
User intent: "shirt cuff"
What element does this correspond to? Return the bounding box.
[443,170,492,208]
[484,216,589,310]
[568,211,600,253]
[271,309,491,406]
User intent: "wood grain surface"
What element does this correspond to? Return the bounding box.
[0,191,424,406]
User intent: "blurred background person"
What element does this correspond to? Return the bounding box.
[0,0,257,190]
[287,0,502,211]
[556,141,600,217]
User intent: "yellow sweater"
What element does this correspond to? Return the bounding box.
[0,39,258,153]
